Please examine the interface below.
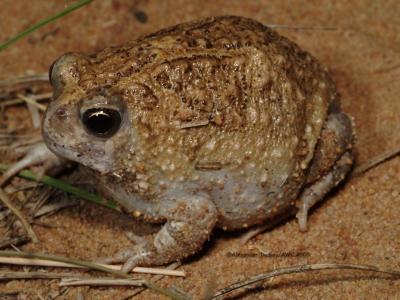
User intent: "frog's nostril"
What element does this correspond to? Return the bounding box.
[55,107,68,120]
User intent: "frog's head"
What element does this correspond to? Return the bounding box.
[43,53,136,174]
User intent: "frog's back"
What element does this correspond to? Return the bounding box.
[90,17,336,196]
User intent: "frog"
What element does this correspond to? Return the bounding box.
[41,16,354,272]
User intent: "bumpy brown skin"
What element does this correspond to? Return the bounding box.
[42,16,353,270]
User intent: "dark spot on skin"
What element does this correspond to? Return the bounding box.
[133,10,148,24]
[112,0,121,10]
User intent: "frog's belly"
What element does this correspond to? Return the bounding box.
[197,171,291,230]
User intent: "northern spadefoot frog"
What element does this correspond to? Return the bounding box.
[42,16,354,271]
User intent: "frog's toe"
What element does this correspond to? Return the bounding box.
[121,244,152,273]
[98,242,151,273]
[98,249,133,265]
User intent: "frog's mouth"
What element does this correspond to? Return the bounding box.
[42,119,114,174]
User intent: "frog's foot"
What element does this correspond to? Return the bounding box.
[101,192,218,272]
[0,142,65,186]
[296,112,354,231]
[296,151,353,231]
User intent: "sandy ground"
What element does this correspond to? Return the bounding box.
[0,0,399,299]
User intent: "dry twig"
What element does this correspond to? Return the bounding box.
[211,263,400,298]
[0,188,38,243]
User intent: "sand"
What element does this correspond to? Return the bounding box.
[0,0,399,299]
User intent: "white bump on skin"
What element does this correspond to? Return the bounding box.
[260,171,268,183]
[138,181,149,190]
[136,173,146,179]
[305,125,312,134]
[112,172,122,179]
[205,139,216,151]
[271,148,283,158]
[247,162,256,169]
[248,107,258,123]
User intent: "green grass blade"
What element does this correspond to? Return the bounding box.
[0,0,92,52]
[0,163,120,212]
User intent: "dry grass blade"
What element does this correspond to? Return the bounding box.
[1,93,51,109]
[16,93,47,111]
[121,262,182,299]
[34,198,78,218]
[0,188,38,243]
[211,263,400,298]
[266,24,336,31]
[0,250,130,279]
[0,271,78,280]
[0,73,48,89]
[60,277,190,300]
[59,277,146,287]
[0,91,51,102]
[351,146,400,177]
[0,236,30,249]
[0,253,185,277]
[240,209,295,244]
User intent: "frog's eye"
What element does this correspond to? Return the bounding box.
[81,108,121,138]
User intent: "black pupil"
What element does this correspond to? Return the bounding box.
[82,108,121,137]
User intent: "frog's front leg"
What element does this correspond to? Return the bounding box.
[103,190,218,272]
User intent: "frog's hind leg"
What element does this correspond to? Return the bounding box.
[99,190,218,272]
[296,112,354,231]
